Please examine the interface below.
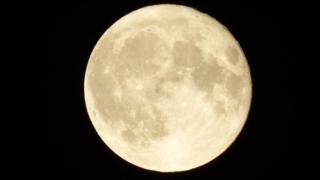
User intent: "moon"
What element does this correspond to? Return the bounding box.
[84,4,252,172]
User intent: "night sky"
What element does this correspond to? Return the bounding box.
[48,1,294,178]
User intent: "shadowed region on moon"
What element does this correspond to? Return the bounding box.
[84,4,252,172]
[225,46,239,65]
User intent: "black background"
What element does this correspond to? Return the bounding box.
[47,1,294,179]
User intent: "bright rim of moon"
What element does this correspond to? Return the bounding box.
[84,4,252,172]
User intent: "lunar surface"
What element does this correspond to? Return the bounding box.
[84,4,252,172]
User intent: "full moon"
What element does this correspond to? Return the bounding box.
[84,4,252,172]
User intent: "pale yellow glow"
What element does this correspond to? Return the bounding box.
[84,4,252,172]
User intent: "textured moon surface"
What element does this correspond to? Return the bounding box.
[84,4,252,172]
